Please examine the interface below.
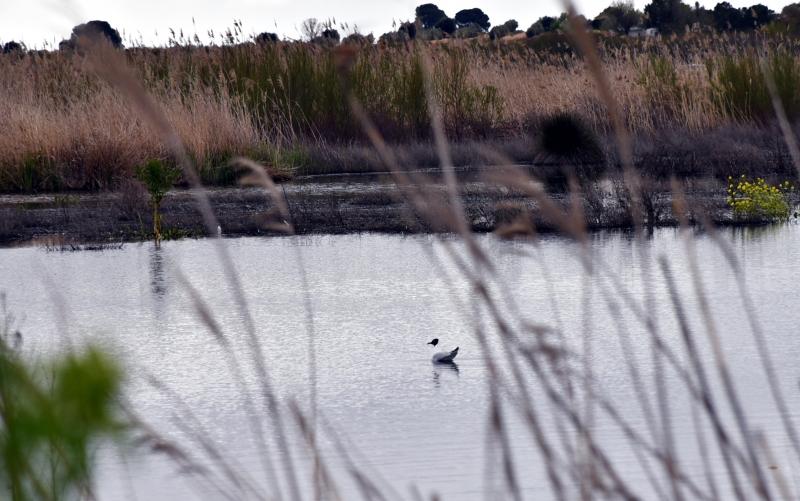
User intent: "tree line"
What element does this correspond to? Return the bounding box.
[256,1,800,45]
[5,1,800,52]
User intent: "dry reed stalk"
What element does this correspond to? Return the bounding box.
[144,374,268,500]
[236,156,327,500]
[174,269,283,499]
[473,111,782,500]
[82,39,305,500]
[4,33,795,193]
[122,403,238,500]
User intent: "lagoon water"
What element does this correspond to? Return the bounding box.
[2,227,800,500]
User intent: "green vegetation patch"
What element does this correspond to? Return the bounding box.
[0,326,124,500]
[727,175,794,221]
[708,51,800,122]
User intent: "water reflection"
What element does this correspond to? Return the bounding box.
[148,245,167,324]
[148,245,167,299]
[729,224,786,243]
[432,361,459,387]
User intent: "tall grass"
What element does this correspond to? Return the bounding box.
[708,51,800,122]
[3,32,800,192]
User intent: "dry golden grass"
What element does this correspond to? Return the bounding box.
[0,31,797,192]
[0,56,258,190]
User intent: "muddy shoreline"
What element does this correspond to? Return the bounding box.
[2,172,776,248]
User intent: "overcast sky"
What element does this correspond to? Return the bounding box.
[0,0,791,48]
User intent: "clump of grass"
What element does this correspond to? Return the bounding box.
[539,112,603,161]
[708,51,800,122]
[537,112,605,189]
[135,158,180,244]
[637,55,688,123]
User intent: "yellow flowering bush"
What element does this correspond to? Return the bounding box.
[727,175,794,221]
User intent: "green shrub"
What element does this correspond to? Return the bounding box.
[727,175,793,221]
[135,159,180,244]
[435,51,503,137]
[0,156,61,194]
[0,323,124,500]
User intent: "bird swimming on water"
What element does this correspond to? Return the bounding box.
[428,338,459,363]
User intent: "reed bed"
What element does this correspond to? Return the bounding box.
[2,31,800,192]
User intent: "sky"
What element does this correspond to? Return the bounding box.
[0,0,791,48]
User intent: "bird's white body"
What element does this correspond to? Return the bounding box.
[432,347,459,363]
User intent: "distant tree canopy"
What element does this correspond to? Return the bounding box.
[308,27,340,45]
[60,20,123,50]
[489,19,520,40]
[713,2,745,30]
[733,3,776,29]
[378,29,411,45]
[255,32,279,44]
[595,1,643,33]
[639,0,775,33]
[320,28,340,41]
[644,0,693,33]
[2,41,25,54]
[454,8,491,31]
[526,15,564,37]
[399,21,417,40]
[301,18,341,44]
[435,17,457,34]
[301,18,322,40]
[750,4,777,25]
[342,32,374,45]
[778,2,800,33]
[784,2,800,20]
[30,1,800,56]
[415,3,447,29]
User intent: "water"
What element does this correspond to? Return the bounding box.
[2,226,800,499]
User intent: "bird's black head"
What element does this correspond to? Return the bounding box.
[427,338,439,347]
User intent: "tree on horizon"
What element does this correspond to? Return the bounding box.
[454,8,491,30]
[415,3,447,29]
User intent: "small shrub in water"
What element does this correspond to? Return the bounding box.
[135,159,180,244]
[727,175,793,221]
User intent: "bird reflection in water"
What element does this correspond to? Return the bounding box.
[432,361,459,387]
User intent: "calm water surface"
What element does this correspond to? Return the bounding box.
[2,226,800,499]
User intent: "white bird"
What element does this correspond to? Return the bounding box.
[428,338,459,363]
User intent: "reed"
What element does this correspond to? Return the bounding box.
[2,31,800,192]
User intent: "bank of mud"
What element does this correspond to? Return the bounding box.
[3,173,783,247]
